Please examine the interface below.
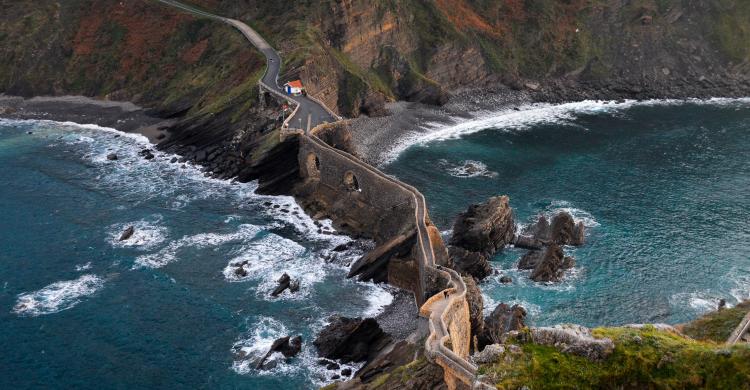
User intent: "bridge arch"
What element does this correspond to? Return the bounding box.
[343,171,360,192]
[305,152,321,178]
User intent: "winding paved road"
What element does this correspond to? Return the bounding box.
[157,0,335,130]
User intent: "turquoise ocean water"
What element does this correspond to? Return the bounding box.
[385,99,750,326]
[0,119,392,389]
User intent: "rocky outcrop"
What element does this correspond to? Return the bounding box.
[314,316,391,364]
[472,344,505,364]
[449,246,492,280]
[463,276,485,349]
[516,212,584,283]
[118,226,135,241]
[254,335,302,369]
[451,196,515,255]
[481,303,527,346]
[530,325,614,361]
[516,212,585,248]
[271,273,300,297]
[518,244,575,283]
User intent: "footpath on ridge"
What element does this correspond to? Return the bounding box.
[155,1,482,388]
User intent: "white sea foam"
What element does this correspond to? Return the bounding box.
[74,262,92,271]
[440,159,498,178]
[362,284,395,317]
[670,291,724,314]
[134,224,264,269]
[544,200,600,228]
[13,274,104,316]
[382,97,750,164]
[231,316,362,385]
[108,216,168,250]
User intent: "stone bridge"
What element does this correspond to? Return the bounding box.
[156,1,483,388]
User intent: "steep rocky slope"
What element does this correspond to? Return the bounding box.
[188,0,750,116]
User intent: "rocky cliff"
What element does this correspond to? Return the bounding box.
[189,0,750,116]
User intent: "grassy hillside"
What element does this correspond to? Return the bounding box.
[0,0,263,122]
[480,326,750,389]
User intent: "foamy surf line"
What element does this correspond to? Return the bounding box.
[13,274,105,316]
[382,97,750,165]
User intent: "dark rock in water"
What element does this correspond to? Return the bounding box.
[27,131,33,134]
[118,226,135,241]
[271,273,292,296]
[449,246,492,280]
[518,249,544,270]
[463,276,485,349]
[481,303,527,346]
[234,266,248,277]
[514,234,545,250]
[341,368,352,376]
[499,276,513,284]
[106,153,118,161]
[170,157,178,163]
[313,316,391,363]
[549,212,585,246]
[289,279,300,293]
[331,374,340,380]
[326,362,340,370]
[254,335,303,369]
[450,195,515,255]
[333,243,349,252]
[531,244,565,282]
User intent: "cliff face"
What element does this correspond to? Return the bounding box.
[192,0,750,115]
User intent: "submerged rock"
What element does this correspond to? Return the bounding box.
[118,226,135,241]
[450,195,515,255]
[106,153,118,161]
[313,316,391,363]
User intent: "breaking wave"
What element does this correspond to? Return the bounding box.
[383,97,750,164]
[13,274,104,316]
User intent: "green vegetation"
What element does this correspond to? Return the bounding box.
[479,326,750,389]
[682,301,750,343]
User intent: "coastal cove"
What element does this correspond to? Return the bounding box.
[385,98,750,328]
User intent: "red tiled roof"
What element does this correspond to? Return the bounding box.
[286,80,303,89]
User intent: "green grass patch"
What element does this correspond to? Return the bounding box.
[682,301,750,343]
[480,327,750,389]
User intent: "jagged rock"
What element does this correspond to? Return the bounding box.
[234,266,248,277]
[528,244,574,283]
[118,226,135,241]
[313,316,391,363]
[106,153,118,161]
[517,249,543,270]
[341,368,352,376]
[254,335,303,369]
[473,344,505,364]
[449,246,492,280]
[271,273,291,296]
[520,212,585,247]
[530,325,614,361]
[499,276,513,284]
[549,212,585,246]
[450,195,515,255]
[463,276,485,346]
[481,303,527,346]
[289,279,300,293]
